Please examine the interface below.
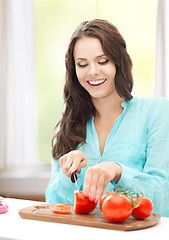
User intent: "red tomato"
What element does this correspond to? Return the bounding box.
[50,203,73,214]
[74,190,97,214]
[100,192,112,210]
[101,193,132,222]
[132,197,153,219]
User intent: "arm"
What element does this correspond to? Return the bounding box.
[46,150,87,204]
[114,98,169,216]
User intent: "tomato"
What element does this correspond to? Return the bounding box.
[100,192,112,210]
[132,197,153,219]
[74,190,97,214]
[101,193,132,222]
[50,203,73,214]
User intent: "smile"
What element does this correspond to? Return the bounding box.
[87,79,106,87]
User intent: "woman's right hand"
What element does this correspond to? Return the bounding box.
[60,150,87,177]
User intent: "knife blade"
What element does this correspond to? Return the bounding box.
[71,171,80,198]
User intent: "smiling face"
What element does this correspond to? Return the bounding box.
[74,37,117,101]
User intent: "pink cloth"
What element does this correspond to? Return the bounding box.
[0,198,8,214]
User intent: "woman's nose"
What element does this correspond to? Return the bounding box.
[88,63,100,76]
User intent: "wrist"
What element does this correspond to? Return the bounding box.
[113,163,122,183]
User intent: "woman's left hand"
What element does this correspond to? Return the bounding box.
[83,162,122,203]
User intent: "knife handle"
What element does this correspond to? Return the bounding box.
[70,171,77,183]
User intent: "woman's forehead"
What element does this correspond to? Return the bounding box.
[74,37,104,60]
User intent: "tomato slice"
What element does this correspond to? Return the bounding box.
[50,204,73,214]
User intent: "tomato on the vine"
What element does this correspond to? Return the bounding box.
[74,190,97,214]
[101,193,133,222]
[132,197,153,219]
[100,192,112,210]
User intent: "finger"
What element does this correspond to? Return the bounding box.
[68,155,85,174]
[88,172,99,201]
[83,167,92,197]
[63,155,73,176]
[95,174,107,201]
[79,158,87,169]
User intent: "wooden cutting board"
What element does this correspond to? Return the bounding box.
[19,204,161,231]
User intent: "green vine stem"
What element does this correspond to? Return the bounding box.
[113,187,141,210]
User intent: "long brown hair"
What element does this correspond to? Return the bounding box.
[52,19,133,160]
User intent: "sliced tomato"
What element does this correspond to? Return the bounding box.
[74,190,97,214]
[50,203,73,214]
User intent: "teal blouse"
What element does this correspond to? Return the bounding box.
[46,96,169,217]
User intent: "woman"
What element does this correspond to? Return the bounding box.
[46,19,169,217]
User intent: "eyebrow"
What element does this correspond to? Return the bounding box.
[75,54,106,61]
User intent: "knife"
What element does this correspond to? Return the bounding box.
[71,171,80,198]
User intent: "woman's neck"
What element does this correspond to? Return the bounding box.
[92,92,125,120]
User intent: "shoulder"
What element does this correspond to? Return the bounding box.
[126,96,169,126]
[133,97,169,128]
[131,95,168,105]
[130,96,169,113]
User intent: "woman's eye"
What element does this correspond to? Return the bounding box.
[99,59,109,65]
[78,63,88,68]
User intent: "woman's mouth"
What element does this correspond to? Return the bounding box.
[87,79,106,88]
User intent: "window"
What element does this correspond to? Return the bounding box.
[35,0,157,163]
